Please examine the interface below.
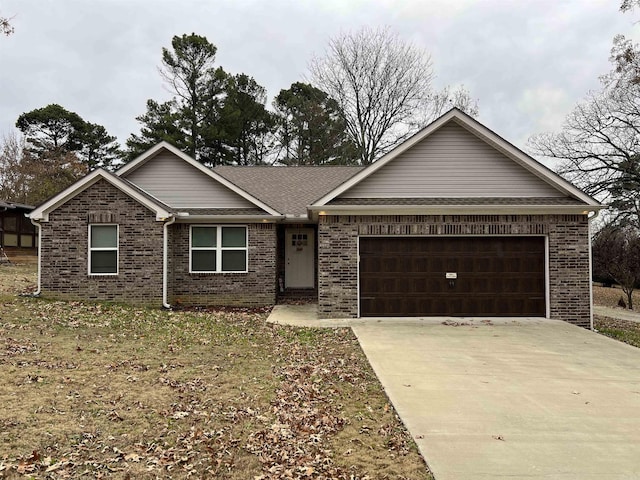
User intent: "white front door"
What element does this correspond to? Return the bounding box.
[285,228,314,288]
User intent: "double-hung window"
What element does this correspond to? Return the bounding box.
[89,224,118,275]
[190,226,247,273]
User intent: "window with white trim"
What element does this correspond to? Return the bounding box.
[89,224,118,275]
[190,226,247,273]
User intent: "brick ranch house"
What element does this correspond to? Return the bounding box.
[29,109,604,327]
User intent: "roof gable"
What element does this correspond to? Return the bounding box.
[313,109,602,208]
[340,122,562,199]
[29,169,172,222]
[117,142,281,215]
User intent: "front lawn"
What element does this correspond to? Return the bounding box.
[0,265,431,479]
[592,284,640,348]
[594,317,640,349]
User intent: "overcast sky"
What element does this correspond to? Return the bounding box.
[1,0,638,157]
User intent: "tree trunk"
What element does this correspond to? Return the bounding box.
[623,286,634,310]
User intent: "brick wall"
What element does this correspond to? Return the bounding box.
[40,179,164,305]
[318,214,591,327]
[169,222,276,307]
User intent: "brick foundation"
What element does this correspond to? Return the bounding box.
[318,214,591,327]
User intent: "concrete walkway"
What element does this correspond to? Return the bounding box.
[267,304,352,327]
[267,304,543,328]
[267,305,640,479]
[594,305,640,323]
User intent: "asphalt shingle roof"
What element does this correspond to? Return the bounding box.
[0,200,35,210]
[213,166,364,216]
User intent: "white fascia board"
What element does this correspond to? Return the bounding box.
[308,204,606,216]
[29,169,172,222]
[312,109,602,208]
[116,141,282,217]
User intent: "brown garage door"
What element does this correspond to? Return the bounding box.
[359,237,545,317]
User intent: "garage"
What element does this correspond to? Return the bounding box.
[359,236,546,317]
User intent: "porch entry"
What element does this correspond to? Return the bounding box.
[285,228,314,288]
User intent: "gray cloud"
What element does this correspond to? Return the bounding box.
[1,0,638,152]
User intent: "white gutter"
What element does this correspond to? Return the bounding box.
[174,215,283,223]
[162,216,176,309]
[29,218,42,296]
[307,205,606,221]
[308,205,605,214]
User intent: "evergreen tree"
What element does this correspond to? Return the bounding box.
[273,82,356,165]
[128,34,227,166]
[16,103,121,171]
[218,74,274,165]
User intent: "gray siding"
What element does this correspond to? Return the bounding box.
[125,152,256,208]
[340,123,563,199]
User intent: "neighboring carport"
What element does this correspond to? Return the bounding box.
[353,318,640,480]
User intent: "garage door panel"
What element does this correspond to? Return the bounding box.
[359,237,545,317]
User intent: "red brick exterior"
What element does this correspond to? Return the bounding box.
[39,180,277,307]
[40,180,164,305]
[168,223,276,307]
[318,214,591,327]
[38,180,591,326]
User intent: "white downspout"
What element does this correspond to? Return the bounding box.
[30,218,42,296]
[588,210,600,330]
[163,216,176,309]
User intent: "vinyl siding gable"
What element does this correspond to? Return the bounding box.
[339,122,564,199]
[124,152,256,208]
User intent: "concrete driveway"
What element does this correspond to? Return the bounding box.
[352,318,640,480]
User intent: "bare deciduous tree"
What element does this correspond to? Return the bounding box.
[592,225,640,309]
[1,13,14,36]
[0,132,27,201]
[621,0,640,12]
[529,83,640,227]
[0,132,85,205]
[309,26,477,165]
[529,3,640,229]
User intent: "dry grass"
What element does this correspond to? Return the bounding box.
[0,264,431,479]
[0,263,37,298]
[592,284,640,350]
[594,317,640,348]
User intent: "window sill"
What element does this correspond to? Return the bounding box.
[189,271,248,275]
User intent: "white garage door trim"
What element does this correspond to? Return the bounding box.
[356,234,550,318]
